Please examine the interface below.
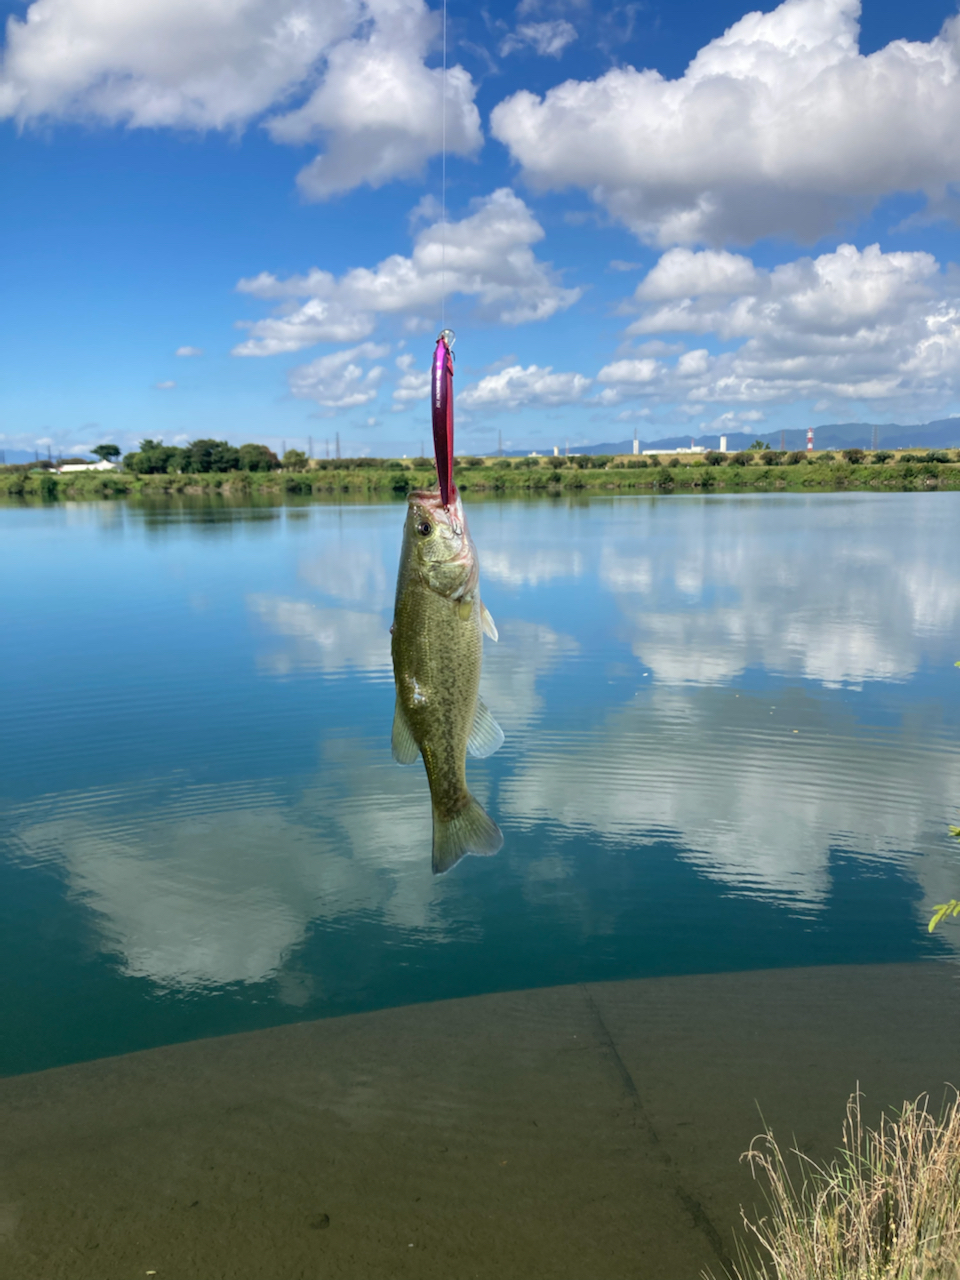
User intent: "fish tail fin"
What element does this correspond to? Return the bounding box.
[432,795,503,875]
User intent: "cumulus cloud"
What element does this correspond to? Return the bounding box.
[233,189,580,356]
[287,342,389,408]
[491,0,960,245]
[175,345,203,357]
[499,20,578,58]
[265,0,481,199]
[621,242,960,406]
[460,363,592,411]
[392,369,431,407]
[0,0,480,198]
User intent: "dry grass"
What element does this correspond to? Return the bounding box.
[706,1088,960,1280]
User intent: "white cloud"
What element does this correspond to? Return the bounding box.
[392,369,431,406]
[636,248,761,301]
[460,363,592,411]
[597,357,659,385]
[154,380,176,389]
[0,0,355,127]
[500,20,578,58]
[287,342,389,408]
[0,0,480,199]
[233,189,580,356]
[175,345,203,357]
[624,242,960,406]
[265,1,481,199]
[491,0,960,246]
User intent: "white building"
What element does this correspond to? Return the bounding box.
[57,460,119,473]
[642,445,707,456]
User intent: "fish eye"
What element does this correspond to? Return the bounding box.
[417,520,432,536]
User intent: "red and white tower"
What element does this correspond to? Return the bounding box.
[806,427,814,453]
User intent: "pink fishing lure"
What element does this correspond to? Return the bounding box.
[431,330,455,507]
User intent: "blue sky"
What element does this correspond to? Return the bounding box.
[3,0,960,458]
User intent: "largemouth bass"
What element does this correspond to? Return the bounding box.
[391,487,504,874]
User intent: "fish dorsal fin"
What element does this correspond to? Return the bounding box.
[467,696,504,759]
[481,602,498,642]
[391,700,420,765]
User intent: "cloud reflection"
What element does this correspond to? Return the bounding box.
[502,683,960,916]
[594,497,960,687]
[248,594,391,677]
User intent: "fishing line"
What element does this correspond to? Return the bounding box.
[441,0,447,330]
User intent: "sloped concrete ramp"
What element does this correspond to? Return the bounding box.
[0,962,957,1280]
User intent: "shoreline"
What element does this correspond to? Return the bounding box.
[3,450,960,502]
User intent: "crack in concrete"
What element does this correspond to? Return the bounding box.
[580,984,734,1275]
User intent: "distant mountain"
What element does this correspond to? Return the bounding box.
[544,418,960,457]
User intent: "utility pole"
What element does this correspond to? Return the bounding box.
[335,432,341,460]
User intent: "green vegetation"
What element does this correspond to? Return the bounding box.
[3,445,960,502]
[709,1089,960,1280]
[239,443,280,471]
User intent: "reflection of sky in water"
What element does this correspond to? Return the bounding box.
[1,495,959,1074]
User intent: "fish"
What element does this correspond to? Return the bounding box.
[390,486,504,874]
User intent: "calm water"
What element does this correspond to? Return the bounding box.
[2,492,959,1077]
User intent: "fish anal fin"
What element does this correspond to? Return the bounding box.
[432,795,503,874]
[466,696,504,759]
[391,699,420,765]
[481,602,498,642]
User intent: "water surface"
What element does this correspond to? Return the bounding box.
[2,492,958,1076]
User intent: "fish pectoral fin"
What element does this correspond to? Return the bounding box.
[480,602,499,642]
[391,700,420,765]
[466,696,505,759]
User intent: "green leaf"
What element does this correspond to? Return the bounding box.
[929,900,960,932]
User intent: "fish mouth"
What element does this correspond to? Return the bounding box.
[409,486,465,534]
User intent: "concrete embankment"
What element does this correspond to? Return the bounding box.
[0,961,957,1279]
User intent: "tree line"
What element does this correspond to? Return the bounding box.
[122,439,302,473]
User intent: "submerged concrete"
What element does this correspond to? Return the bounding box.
[0,961,957,1279]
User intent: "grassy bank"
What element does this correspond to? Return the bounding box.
[3,449,960,502]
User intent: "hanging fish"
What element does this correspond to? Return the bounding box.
[390,330,504,873]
